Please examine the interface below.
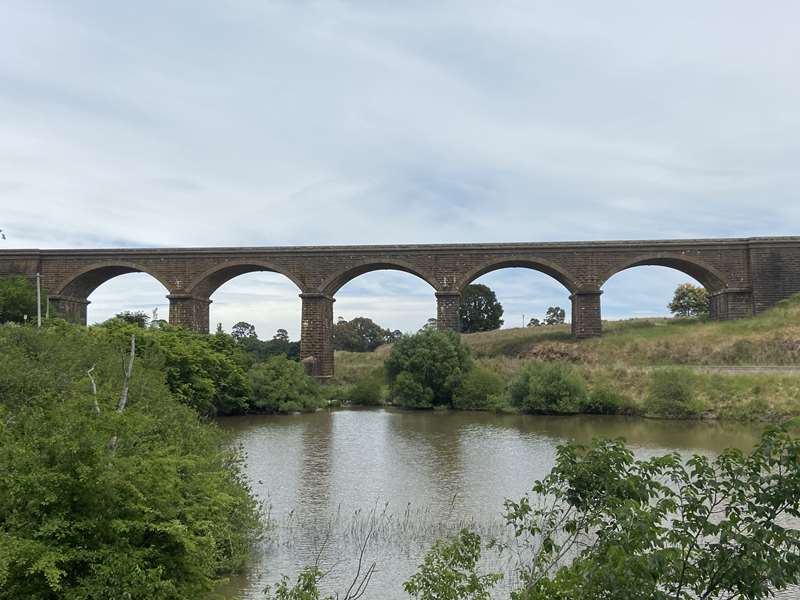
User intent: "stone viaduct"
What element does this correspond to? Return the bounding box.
[2,236,799,378]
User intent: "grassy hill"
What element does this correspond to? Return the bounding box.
[334,295,800,421]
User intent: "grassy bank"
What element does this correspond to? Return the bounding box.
[331,295,800,421]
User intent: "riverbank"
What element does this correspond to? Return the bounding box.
[330,295,800,422]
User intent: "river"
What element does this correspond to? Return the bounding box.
[217,409,795,599]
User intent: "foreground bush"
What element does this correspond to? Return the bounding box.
[0,324,262,599]
[509,361,587,413]
[645,367,704,418]
[502,427,800,600]
[385,329,472,408]
[248,354,323,413]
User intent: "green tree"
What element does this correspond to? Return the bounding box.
[543,306,565,325]
[669,283,709,318]
[273,328,290,343]
[0,323,262,599]
[404,530,502,600]
[459,284,504,333]
[333,316,394,352]
[112,310,150,327]
[248,355,322,413]
[0,275,38,324]
[527,317,542,327]
[501,427,800,600]
[384,329,472,408]
[232,321,258,340]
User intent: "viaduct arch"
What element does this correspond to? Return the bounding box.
[2,236,798,379]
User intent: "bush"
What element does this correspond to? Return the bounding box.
[0,323,262,599]
[95,320,251,416]
[347,370,385,406]
[453,367,506,410]
[385,329,472,408]
[509,362,587,414]
[248,355,322,413]
[582,383,635,415]
[0,275,38,324]
[645,368,704,418]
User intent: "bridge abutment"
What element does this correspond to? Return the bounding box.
[571,290,603,338]
[436,292,461,332]
[708,288,755,320]
[49,295,89,325]
[168,294,211,332]
[300,293,335,379]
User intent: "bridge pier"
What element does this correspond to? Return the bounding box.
[709,288,755,320]
[436,291,461,332]
[168,294,211,332]
[48,295,89,325]
[571,290,602,338]
[300,293,335,379]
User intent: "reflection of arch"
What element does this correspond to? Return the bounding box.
[321,259,438,296]
[457,256,579,293]
[187,261,304,297]
[56,262,171,298]
[599,254,729,291]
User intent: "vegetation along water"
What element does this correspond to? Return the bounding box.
[2,275,800,599]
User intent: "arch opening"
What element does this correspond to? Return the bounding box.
[208,270,302,341]
[321,260,438,297]
[77,271,170,326]
[333,270,437,337]
[463,267,573,332]
[599,255,728,292]
[601,265,708,322]
[458,258,579,294]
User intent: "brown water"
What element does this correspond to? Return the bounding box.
[217,409,794,599]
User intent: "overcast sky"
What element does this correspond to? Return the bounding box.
[2,1,798,338]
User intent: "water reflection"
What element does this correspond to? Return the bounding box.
[217,410,773,599]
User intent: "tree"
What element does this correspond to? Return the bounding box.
[527,317,541,327]
[543,306,565,325]
[113,310,150,328]
[384,329,472,408]
[404,529,502,600]
[669,283,709,318]
[500,427,800,600]
[273,328,290,343]
[232,321,257,340]
[248,355,322,413]
[0,322,262,598]
[0,275,37,324]
[333,316,394,352]
[459,284,504,333]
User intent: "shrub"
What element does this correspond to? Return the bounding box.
[0,275,38,324]
[453,367,506,410]
[509,362,587,414]
[248,355,322,413]
[645,368,704,418]
[347,370,385,406]
[385,329,472,408]
[582,383,635,415]
[0,323,262,599]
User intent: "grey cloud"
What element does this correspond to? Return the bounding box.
[1,0,798,334]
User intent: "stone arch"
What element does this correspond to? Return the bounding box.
[56,261,172,298]
[186,261,304,298]
[598,254,730,292]
[320,259,439,296]
[456,256,580,293]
